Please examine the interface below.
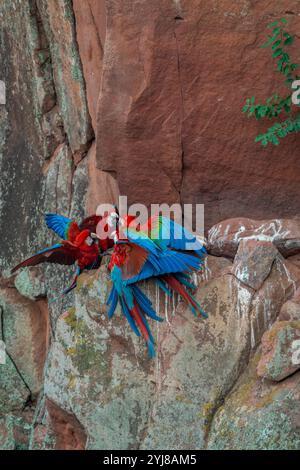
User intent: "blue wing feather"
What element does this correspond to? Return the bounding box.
[45,213,73,240]
[34,243,63,256]
[125,250,201,285]
[107,285,119,319]
[160,217,206,256]
[131,285,163,322]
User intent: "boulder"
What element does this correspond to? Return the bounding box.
[232,239,279,290]
[39,230,300,450]
[0,286,49,395]
[43,253,292,449]
[0,353,29,414]
[248,257,300,349]
[0,410,38,450]
[279,296,300,322]
[208,350,300,450]
[198,254,232,283]
[0,416,14,450]
[280,302,300,322]
[14,268,46,301]
[208,218,300,258]
[46,399,87,450]
[257,321,300,381]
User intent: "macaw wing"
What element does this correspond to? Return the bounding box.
[125,228,159,255]
[141,215,206,255]
[11,244,78,273]
[125,249,201,285]
[45,213,80,242]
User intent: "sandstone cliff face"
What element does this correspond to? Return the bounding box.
[75,0,300,228]
[1,0,300,450]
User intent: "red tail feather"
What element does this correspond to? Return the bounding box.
[130,301,151,348]
[162,275,198,311]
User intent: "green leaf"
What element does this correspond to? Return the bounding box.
[271,40,281,50]
[280,18,288,24]
[284,36,294,46]
[272,48,283,58]
[282,52,290,62]
[271,135,280,145]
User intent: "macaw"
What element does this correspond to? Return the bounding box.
[12,213,114,294]
[104,211,206,357]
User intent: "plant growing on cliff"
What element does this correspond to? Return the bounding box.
[242,18,300,146]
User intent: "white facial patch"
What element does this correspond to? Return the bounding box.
[107,212,119,228]
[110,230,119,243]
[85,236,94,246]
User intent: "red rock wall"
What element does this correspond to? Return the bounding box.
[73,0,300,229]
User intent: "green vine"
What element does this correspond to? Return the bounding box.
[242,18,300,146]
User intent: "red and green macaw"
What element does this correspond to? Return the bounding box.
[12,210,206,358]
[104,211,207,357]
[12,213,113,294]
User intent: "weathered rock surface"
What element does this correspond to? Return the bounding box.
[41,237,300,449]
[44,266,253,449]
[279,290,300,321]
[0,286,49,395]
[0,410,35,450]
[208,218,300,258]
[257,321,300,381]
[36,0,94,159]
[84,143,120,215]
[0,0,116,448]
[73,0,300,226]
[72,0,106,131]
[207,350,300,450]
[232,239,279,291]
[0,353,30,414]
[46,399,87,450]
[14,268,46,301]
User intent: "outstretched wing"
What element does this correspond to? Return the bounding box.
[138,215,206,255]
[45,214,80,242]
[11,244,78,273]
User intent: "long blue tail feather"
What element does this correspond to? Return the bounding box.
[132,285,163,322]
[120,297,141,337]
[107,286,118,319]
